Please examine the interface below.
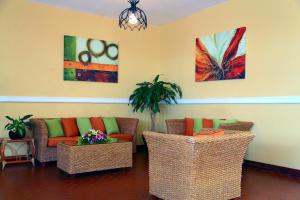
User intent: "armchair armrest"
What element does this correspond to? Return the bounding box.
[116,117,139,153]
[116,117,139,136]
[218,121,254,131]
[165,119,185,135]
[30,119,49,148]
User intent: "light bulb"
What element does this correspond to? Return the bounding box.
[128,13,138,25]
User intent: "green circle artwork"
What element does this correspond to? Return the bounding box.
[63,35,119,83]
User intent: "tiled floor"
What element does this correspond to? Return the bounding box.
[0,151,299,200]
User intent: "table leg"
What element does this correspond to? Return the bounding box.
[27,141,30,160]
[2,161,5,170]
[31,139,36,167]
[1,142,5,170]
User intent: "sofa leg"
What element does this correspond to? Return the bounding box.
[149,194,162,200]
[132,145,136,153]
[40,162,46,167]
[69,174,76,178]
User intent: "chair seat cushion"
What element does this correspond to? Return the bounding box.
[109,134,133,141]
[47,136,79,147]
[194,130,225,137]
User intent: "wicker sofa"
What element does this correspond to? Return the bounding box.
[30,117,139,165]
[166,119,254,134]
[143,130,255,200]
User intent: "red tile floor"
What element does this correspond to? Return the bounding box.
[0,150,300,200]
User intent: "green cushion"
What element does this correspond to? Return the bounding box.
[193,118,203,133]
[45,119,64,138]
[76,117,92,136]
[103,117,120,135]
[213,119,238,128]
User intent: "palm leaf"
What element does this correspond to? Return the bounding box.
[24,121,33,127]
[21,114,33,121]
[5,116,14,121]
[128,74,182,113]
[4,124,10,129]
[6,124,15,130]
[153,74,160,83]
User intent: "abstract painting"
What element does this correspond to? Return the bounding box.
[64,35,118,83]
[195,27,246,82]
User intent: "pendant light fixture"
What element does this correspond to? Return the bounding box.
[119,0,147,31]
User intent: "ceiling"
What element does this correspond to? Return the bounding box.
[33,0,226,25]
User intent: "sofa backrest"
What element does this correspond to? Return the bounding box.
[144,130,255,154]
[30,117,139,138]
[144,130,255,172]
[165,119,185,135]
[165,119,254,134]
[143,130,255,199]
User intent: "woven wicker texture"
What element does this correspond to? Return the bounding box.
[57,141,132,174]
[165,119,254,134]
[143,130,255,200]
[30,117,139,163]
[218,121,254,131]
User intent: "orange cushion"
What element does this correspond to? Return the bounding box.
[47,136,79,147]
[194,130,225,137]
[109,134,133,141]
[61,118,80,137]
[90,117,106,133]
[202,118,214,128]
[184,118,194,136]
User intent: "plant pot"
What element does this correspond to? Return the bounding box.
[8,131,25,140]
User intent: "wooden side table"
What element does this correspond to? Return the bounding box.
[1,138,35,170]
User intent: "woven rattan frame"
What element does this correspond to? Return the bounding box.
[165,119,254,135]
[57,141,132,174]
[30,117,139,163]
[143,130,255,200]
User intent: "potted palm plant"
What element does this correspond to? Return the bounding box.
[4,114,33,139]
[129,75,182,131]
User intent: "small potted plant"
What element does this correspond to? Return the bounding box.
[78,129,116,145]
[4,114,33,139]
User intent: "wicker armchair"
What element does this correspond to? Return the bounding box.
[143,130,255,200]
[30,117,139,164]
[165,119,254,135]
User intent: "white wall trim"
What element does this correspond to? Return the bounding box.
[0,96,129,104]
[1,96,300,104]
[177,96,300,104]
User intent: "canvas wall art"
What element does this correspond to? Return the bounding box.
[64,35,118,83]
[195,27,246,82]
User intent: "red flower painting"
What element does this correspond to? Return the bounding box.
[195,27,246,82]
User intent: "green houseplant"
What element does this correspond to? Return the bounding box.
[4,114,33,139]
[129,75,182,131]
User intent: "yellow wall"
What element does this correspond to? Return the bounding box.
[1,0,300,169]
[160,0,300,169]
[0,0,161,144]
[160,0,300,98]
[0,0,161,98]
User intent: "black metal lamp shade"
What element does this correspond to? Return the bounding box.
[119,0,147,31]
